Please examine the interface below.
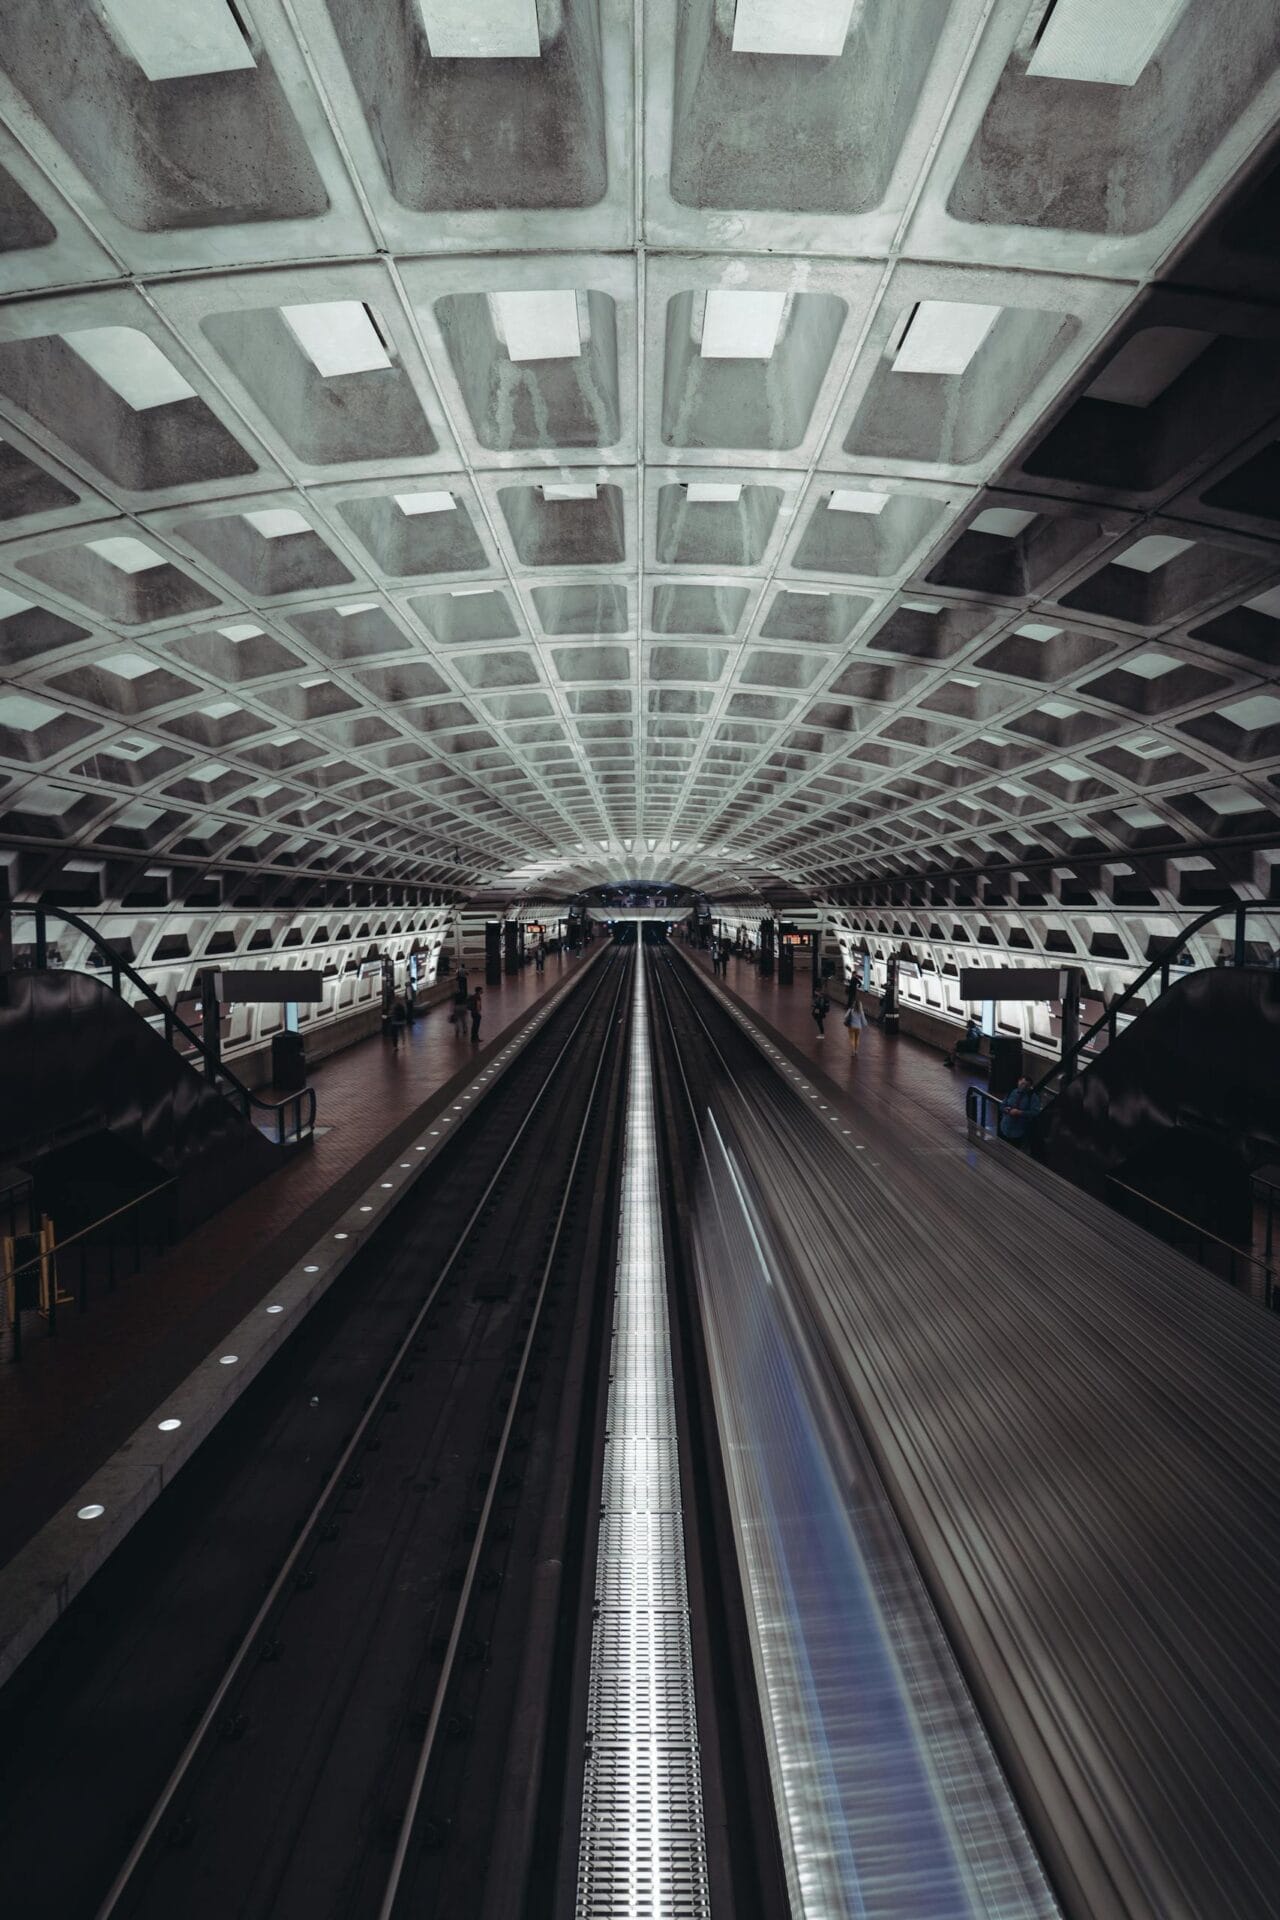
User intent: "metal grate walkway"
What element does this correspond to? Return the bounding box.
[576,943,711,1918]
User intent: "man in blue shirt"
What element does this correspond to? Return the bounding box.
[999,1077,1042,1144]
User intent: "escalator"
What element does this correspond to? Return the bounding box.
[1,964,288,1238]
[1039,965,1280,1249]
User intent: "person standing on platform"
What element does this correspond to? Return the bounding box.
[389,998,407,1051]
[811,984,830,1037]
[469,985,484,1043]
[535,941,546,973]
[999,1077,1042,1145]
[843,991,866,1056]
[451,972,469,1038]
[845,971,858,1010]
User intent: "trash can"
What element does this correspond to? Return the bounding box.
[271,1029,307,1093]
[988,1035,1023,1099]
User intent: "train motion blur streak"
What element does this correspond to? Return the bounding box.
[651,957,1058,1920]
[653,945,1280,1920]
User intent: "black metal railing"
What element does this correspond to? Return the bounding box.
[3,1177,177,1361]
[1106,1176,1276,1313]
[964,1087,1276,1313]
[4,903,315,1146]
[1030,900,1274,1102]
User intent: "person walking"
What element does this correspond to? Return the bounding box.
[389,997,407,1051]
[451,972,470,1038]
[845,971,858,1010]
[469,985,483,1043]
[811,984,830,1038]
[843,990,866,1056]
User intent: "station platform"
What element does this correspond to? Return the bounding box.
[0,949,593,1573]
[682,942,986,1153]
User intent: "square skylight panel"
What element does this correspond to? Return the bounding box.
[395,491,456,515]
[892,302,1002,375]
[1026,0,1189,87]
[1085,327,1214,407]
[62,327,195,411]
[0,587,33,618]
[828,489,889,515]
[542,482,599,501]
[1112,535,1194,573]
[87,535,167,573]
[731,0,856,55]
[243,508,311,539]
[686,482,743,504]
[220,622,262,640]
[1201,785,1258,816]
[98,650,160,680]
[701,289,788,360]
[489,290,581,362]
[280,302,392,378]
[1016,622,1063,640]
[1120,650,1180,678]
[420,0,540,56]
[1219,694,1280,731]
[971,508,1038,538]
[97,0,255,81]
[0,691,62,730]
[1244,585,1280,619]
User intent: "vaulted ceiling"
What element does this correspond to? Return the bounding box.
[0,0,1278,918]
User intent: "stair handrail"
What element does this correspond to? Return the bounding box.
[1031,899,1271,1102]
[2,903,315,1146]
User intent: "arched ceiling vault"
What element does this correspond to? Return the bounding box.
[0,0,1278,926]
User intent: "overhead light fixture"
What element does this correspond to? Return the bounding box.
[97,650,158,680]
[420,0,540,56]
[1016,622,1062,641]
[731,0,855,56]
[97,0,255,80]
[0,586,33,619]
[1120,650,1180,678]
[243,508,311,539]
[62,327,195,411]
[828,489,889,515]
[395,490,456,515]
[700,289,788,360]
[686,482,742,504]
[1219,693,1280,732]
[1111,534,1194,573]
[892,301,1002,375]
[970,507,1037,538]
[280,302,392,378]
[336,601,378,617]
[542,482,599,502]
[86,535,167,573]
[490,290,582,362]
[449,586,494,598]
[1026,0,1189,87]
[1244,585,1280,620]
[1085,326,1214,407]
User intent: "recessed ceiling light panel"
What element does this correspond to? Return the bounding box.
[281,302,392,378]
[892,301,1002,375]
[731,0,856,57]
[98,0,255,81]
[490,290,581,362]
[1027,0,1189,87]
[420,0,540,58]
[62,327,195,411]
[700,289,788,360]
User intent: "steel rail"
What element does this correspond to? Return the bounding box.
[376,945,632,1919]
[93,947,628,1920]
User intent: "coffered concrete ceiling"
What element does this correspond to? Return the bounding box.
[0,0,1278,917]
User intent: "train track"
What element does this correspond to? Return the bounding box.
[651,942,1280,1920]
[0,948,631,1920]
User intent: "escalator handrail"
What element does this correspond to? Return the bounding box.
[1030,898,1270,1102]
[5,903,315,1145]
